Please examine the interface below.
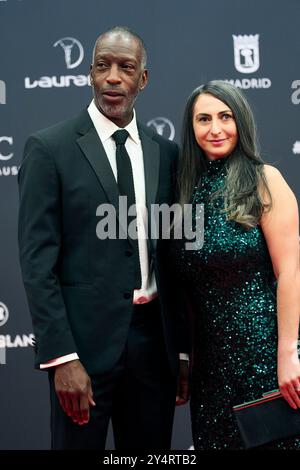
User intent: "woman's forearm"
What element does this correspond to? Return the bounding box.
[277,271,300,354]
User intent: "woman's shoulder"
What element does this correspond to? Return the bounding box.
[262,164,282,181]
[261,164,296,202]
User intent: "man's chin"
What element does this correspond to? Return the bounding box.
[97,103,133,126]
[98,102,123,117]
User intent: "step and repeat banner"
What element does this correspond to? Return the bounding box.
[0,0,299,450]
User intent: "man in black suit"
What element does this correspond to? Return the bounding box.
[18,26,189,450]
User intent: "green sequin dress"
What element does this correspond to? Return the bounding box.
[174,156,300,450]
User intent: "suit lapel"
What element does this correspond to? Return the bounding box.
[138,125,160,252]
[76,111,133,243]
[76,115,120,210]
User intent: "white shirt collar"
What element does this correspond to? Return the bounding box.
[87,100,140,144]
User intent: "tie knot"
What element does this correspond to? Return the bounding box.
[112,129,129,146]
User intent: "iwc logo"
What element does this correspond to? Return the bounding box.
[0,136,18,177]
[0,136,13,161]
[53,37,84,69]
[233,34,260,74]
[147,117,175,141]
[0,302,9,327]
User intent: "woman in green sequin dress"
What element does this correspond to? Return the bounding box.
[174,81,300,449]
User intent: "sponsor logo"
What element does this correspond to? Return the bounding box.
[0,302,9,364]
[0,166,19,176]
[0,301,35,364]
[233,34,260,74]
[147,117,175,141]
[0,334,35,349]
[224,78,271,89]
[0,136,18,176]
[0,136,13,161]
[224,34,271,89]
[24,37,90,89]
[0,80,6,104]
[292,141,300,155]
[0,332,35,364]
[53,37,84,69]
[24,75,90,89]
[291,80,300,104]
[0,302,9,327]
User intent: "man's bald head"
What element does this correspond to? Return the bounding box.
[92,26,147,69]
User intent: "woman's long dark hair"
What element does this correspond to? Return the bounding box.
[179,80,271,228]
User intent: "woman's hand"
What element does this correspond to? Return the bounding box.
[278,348,300,409]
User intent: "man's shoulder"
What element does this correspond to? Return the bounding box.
[30,109,91,143]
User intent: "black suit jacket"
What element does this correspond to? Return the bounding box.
[18,110,188,376]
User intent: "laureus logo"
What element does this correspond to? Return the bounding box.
[24,37,89,89]
[0,302,9,327]
[53,37,84,69]
[147,117,175,141]
[233,34,260,74]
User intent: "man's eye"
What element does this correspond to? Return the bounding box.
[123,64,134,70]
[97,63,107,68]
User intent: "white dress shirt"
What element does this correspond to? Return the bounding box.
[88,100,158,304]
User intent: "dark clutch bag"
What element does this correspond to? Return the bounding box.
[233,390,300,449]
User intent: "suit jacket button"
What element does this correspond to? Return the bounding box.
[125,250,133,257]
[123,292,131,299]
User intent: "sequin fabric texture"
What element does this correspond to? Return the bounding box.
[174,157,300,449]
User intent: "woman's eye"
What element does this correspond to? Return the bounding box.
[222,113,233,120]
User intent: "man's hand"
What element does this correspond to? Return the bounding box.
[54,359,96,425]
[176,359,190,406]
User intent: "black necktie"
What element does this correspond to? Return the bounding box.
[112,129,141,289]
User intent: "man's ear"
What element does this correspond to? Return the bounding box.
[89,65,94,86]
[139,69,148,91]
